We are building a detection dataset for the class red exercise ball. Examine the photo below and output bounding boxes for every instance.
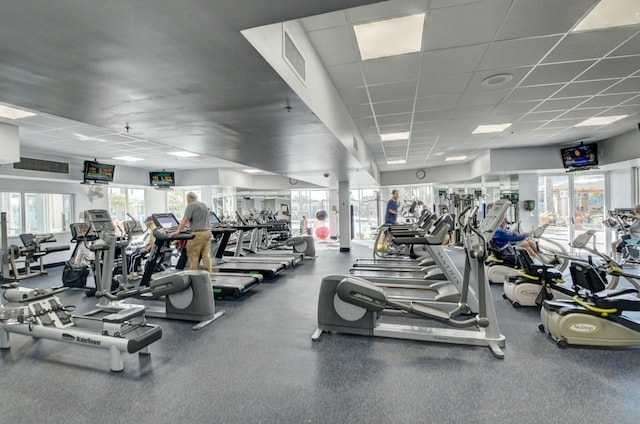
[315,226,329,239]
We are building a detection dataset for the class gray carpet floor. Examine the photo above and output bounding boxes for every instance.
[1,240,639,423]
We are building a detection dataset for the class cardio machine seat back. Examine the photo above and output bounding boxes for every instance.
[486,239,517,266]
[516,250,562,282]
[569,263,640,312]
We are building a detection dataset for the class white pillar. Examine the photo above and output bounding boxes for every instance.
[338,180,351,252]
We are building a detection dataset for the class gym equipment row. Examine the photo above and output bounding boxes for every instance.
[1,212,70,282]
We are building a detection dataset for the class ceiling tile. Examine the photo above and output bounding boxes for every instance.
[458,88,511,107]
[367,80,418,103]
[522,61,596,85]
[417,73,473,96]
[552,79,618,98]
[491,101,541,115]
[468,66,533,91]
[577,56,640,80]
[300,10,348,32]
[415,94,460,111]
[361,53,422,85]
[338,86,370,106]
[495,0,598,40]
[610,32,640,57]
[543,27,640,63]
[307,26,359,66]
[558,107,609,119]
[603,77,640,95]
[424,0,511,50]
[376,113,412,127]
[576,93,639,109]
[372,99,414,116]
[479,36,561,70]
[422,44,489,77]
[505,84,564,102]
[533,96,589,112]
[326,62,365,89]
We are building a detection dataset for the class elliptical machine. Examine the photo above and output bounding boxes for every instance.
[86,210,224,331]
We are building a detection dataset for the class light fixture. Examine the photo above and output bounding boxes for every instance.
[168,151,200,157]
[472,123,512,134]
[380,132,410,142]
[113,156,144,162]
[572,0,640,32]
[354,13,425,60]
[243,169,262,174]
[387,159,406,165]
[481,73,513,87]
[0,104,36,119]
[445,156,467,162]
[575,115,628,127]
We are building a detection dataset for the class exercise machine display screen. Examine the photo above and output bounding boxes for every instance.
[154,214,180,229]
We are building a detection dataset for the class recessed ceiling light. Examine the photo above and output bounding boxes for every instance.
[113,156,144,162]
[472,123,512,134]
[168,151,200,157]
[0,104,36,119]
[575,115,628,126]
[380,132,410,142]
[354,14,425,60]
[572,0,640,32]
[243,169,262,174]
[481,73,513,87]
[445,156,467,162]
[387,159,406,165]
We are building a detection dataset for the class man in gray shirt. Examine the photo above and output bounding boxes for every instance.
[169,192,213,273]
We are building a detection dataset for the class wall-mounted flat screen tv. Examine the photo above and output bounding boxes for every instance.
[561,143,598,170]
[149,171,175,187]
[83,160,115,183]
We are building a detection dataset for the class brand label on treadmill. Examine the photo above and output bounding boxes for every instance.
[520,289,539,297]
[568,323,598,333]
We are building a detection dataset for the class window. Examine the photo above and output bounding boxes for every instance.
[168,189,201,219]
[107,187,146,225]
[0,192,23,237]
[1,192,73,236]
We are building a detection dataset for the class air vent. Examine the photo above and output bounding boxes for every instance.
[13,157,69,174]
[284,31,306,83]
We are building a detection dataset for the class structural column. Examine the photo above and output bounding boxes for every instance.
[338,180,350,252]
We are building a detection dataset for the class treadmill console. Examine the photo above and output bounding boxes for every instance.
[153,213,180,230]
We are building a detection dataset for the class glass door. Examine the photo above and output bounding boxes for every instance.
[573,174,605,253]
[538,175,570,251]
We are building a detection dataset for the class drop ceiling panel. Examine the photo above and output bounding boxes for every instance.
[478,36,561,70]
[346,0,427,24]
[338,86,370,106]
[307,26,358,66]
[577,56,640,80]
[490,101,541,115]
[372,100,414,116]
[534,97,589,112]
[458,88,511,107]
[367,80,418,103]
[424,0,511,50]
[421,44,489,77]
[558,107,609,119]
[611,32,640,56]
[504,84,565,102]
[326,62,365,89]
[603,77,640,95]
[552,79,618,98]
[360,54,422,85]
[347,103,374,119]
[542,27,640,63]
[521,61,596,86]
[496,0,598,40]
[376,113,412,127]
[300,10,348,32]
[577,93,639,109]
[415,94,460,112]
[417,73,473,96]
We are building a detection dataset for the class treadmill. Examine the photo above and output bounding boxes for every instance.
[149,213,263,299]
[210,227,286,279]
[223,211,304,266]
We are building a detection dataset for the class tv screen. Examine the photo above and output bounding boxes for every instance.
[149,171,175,187]
[84,161,115,183]
[561,143,598,169]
